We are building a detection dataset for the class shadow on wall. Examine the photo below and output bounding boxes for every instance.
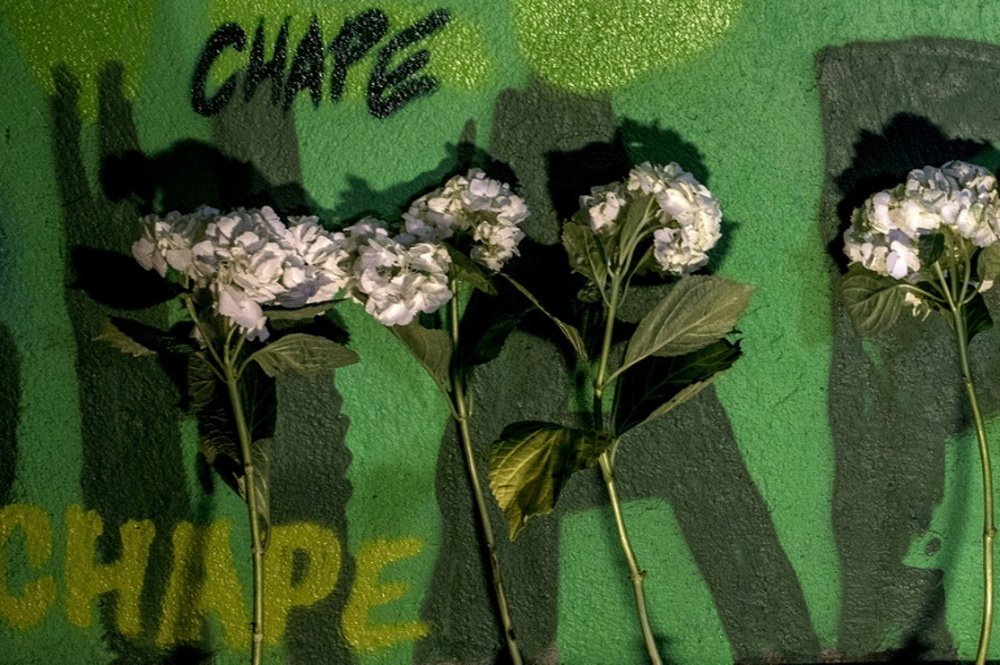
[51,61,205,665]
[0,322,19,506]
[52,60,357,664]
[412,77,820,665]
[817,38,1000,661]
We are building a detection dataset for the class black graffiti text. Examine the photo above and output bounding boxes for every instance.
[191,9,451,119]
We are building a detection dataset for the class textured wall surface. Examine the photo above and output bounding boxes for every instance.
[4,1,1000,663]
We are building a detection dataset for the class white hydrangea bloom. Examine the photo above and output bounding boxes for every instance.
[350,224,452,326]
[906,161,1000,246]
[190,207,309,340]
[132,206,217,281]
[624,162,722,275]
[285,216,352,305]
[404,168,528,272]
[403,180,465,241]
[580,183,626,234]
[843,161,1000,282]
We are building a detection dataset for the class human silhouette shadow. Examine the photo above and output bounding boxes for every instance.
[818,38,1000,661]
[51,61,203,664]
[57,61,357,663]
[331,119,518,226]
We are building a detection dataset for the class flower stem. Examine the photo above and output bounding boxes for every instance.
[222,335,265,665]
[950,303,995,665]
[448,284,523,665]
[593,276,662,665]
[598,451,661,664]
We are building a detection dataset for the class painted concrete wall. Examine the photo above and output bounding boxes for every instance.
[3,1,1000,663]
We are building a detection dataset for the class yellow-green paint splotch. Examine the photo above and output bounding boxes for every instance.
[512,0,742,92]
[0,0,156,118]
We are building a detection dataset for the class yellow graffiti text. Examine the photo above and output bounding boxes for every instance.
[342,536,429,651]
[157,520,248,650]
[0,504,56,629]
[1,504,428,654]
[65,505,156,635]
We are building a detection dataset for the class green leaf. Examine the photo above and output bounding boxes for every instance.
[918,233,945,268]
[93,318,155,357]
[189,355,242,484]
[188,356,277,522]
[613,339,741,436]
[977,243,1000,288]
[966,292,993,343]
[447,244,497,295]
[248,333,358,377]
[390,321,453,395]
[235,438,272,552]
[94,317,196,357]
[615,276,752,380]
[264,301,340,321]
[840,266,906,336]
[489,422,612,540]
[562,222,607,293]
[502,275,589,362]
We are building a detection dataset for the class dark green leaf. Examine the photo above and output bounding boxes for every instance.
[917,233,945,268]
[613,339,741,436]
[966,292,993,343]
[264,301,340,321]
[840,266,906,336]
[562,222,607,292]
[614,276,752,380]
[248,333,358,377]
[489,422,613,540]
[95,317,196,357]
[93,319,155,357]
[390,321,453,395]
[503,275,589,362]
[189,356,277,518]
[189,355,241,486]
[447,244,497,295]
[977,243,1000,289]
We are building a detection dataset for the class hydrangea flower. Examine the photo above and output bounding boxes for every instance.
[580,184,626,234]
[134,206,352,340]
[343,218,452,326]
[630,163,722,275]
[284,216,353,306]
[577,162,722,276]
[132,206,218,281]
[843,160,1000,284]
[404,168,529,272]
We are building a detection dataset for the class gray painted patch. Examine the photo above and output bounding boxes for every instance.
[817,38,1000,660]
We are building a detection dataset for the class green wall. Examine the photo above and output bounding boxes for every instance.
[3,1,1000,663]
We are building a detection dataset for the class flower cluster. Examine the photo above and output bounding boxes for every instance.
[404,168,529,272]
[340,219,453,326]
[844,160,1000,282]
[579,162,722,275]
[133,206,350,340]
[133,172,528,334]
